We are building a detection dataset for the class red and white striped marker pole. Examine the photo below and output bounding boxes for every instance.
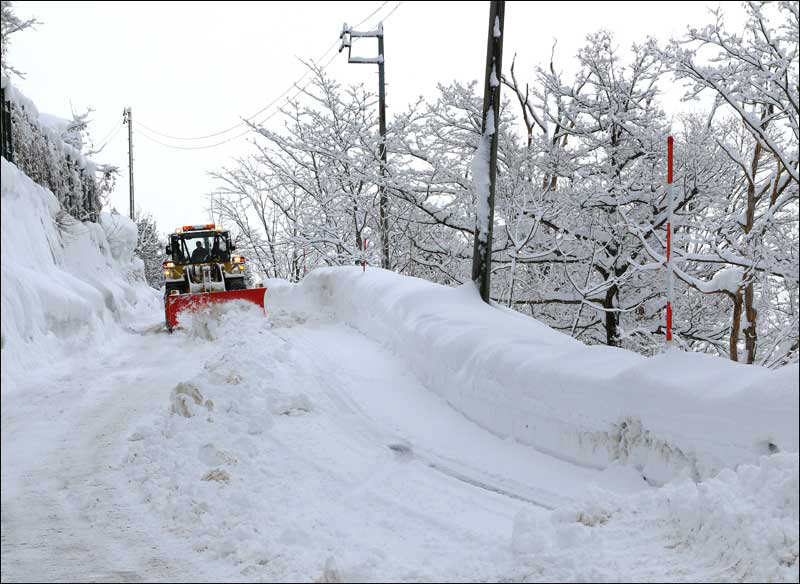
[666,135,674,345]
[362,239,367,272]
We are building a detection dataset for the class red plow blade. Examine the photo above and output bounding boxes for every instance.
[165,287,266,330]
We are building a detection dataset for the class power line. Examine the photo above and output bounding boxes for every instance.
[137,1,393,142]
[132,51,341,151]
[99,122,125,148]
[87,119,125,155]
[133,0,405,151]
[93,118,123,146]
[383,1,403,21]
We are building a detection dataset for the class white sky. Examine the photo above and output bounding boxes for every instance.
[9,1,746,231]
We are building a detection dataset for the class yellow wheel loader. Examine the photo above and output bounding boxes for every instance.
[162,224,265,331]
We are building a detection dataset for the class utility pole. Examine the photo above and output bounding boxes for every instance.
[123,106,134,219]
[340,22,389,269]
[471,1,505,303]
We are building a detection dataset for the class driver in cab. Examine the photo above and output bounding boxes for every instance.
[191,241,208,262]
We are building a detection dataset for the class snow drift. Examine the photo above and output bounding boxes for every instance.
[268,267,799,483]
[1,157,157,381]
[511,452,799,582]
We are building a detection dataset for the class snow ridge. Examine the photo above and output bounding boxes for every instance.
[269,267,799,484]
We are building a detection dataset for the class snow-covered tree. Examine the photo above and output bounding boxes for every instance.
[134,211,164,289]
[210,65,386,280]
[499,33,670,350]
[655,1,799,364]
[0,1,40,78]
[208,4,797,366]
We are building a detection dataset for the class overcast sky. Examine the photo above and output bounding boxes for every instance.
[9,1,746,232]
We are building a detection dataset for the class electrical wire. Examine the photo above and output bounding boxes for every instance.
[136,1,392,142]
[132,50,341,150]
[91,119,125,153]
[382,1,403,22]
[92,118,123,149]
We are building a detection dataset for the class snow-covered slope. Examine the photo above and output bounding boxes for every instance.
[268,267,799,484]
[1,157,158,381]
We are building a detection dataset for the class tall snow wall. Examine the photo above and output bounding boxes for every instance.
[1,157,157,380]
[268,267,799,483]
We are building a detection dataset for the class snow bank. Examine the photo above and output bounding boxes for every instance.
[511,453,799,582]
[268,267,799,483]
[1,158,158,382]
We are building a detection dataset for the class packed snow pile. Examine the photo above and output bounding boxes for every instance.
[124,303,329,579]
[177,300,268,342]
[268,267,799,484]
[1,158,158,381]
[511,452,799,582]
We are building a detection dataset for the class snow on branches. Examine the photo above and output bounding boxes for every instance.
[209,4,798,367]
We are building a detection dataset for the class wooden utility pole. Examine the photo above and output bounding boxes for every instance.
[123,106,135,219]
[340,22,390,269]
[471,1,505,303]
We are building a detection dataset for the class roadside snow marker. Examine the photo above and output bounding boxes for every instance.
[666,135,674,345]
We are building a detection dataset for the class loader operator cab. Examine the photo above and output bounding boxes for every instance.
[167,226,232,265]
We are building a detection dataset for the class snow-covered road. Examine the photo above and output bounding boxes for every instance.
[2,301,797,582]
[0,303,627,582]
[0,319,236,582]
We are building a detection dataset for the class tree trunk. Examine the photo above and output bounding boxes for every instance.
[744,282,758,364]
[729,291,743,362]
[604,286,619,347]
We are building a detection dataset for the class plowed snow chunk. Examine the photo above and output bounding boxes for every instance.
[179,300,265,341]
[201,468,230,482]
[170,382,204,418]
[198,443,237,467]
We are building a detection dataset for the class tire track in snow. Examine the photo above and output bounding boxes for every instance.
[1,321,239,583]
[274,317,604,511]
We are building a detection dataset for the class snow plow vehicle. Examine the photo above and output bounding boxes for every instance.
[162,224,265,331]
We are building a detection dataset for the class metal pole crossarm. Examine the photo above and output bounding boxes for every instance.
[349,24,384,38]
[347,56,385,64]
